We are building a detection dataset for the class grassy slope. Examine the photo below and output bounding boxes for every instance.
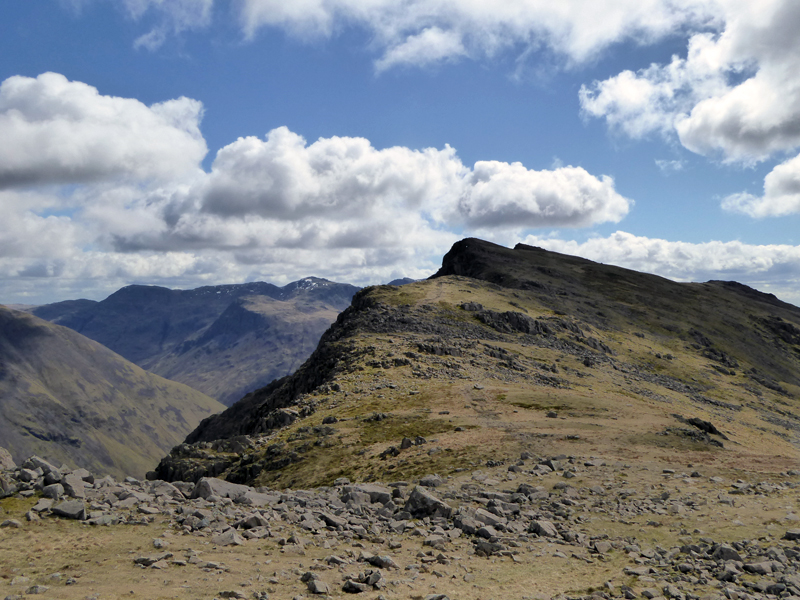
[167,240,800,489]
[0,306,224,478]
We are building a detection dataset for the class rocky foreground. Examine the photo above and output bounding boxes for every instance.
[3,448,800,600]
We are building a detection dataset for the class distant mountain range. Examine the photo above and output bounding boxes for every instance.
[0,305,224,478]
[31,278,360,406]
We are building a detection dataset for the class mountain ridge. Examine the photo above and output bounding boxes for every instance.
[153,238,800,488]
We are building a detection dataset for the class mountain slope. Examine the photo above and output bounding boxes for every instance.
[0,305,224,478]
[32,277,359,405]
[154,238,800,488]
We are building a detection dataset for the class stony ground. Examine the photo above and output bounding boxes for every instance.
[2,452,800,600]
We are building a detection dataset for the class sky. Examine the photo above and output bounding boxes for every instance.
[2,0,800,306]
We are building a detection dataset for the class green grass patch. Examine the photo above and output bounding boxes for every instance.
[357,414,453,446]
[511,401,568,410]
[632,432,721,452]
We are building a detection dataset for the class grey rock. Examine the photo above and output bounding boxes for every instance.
[71,468,94,483]
[51,500,86,520]
[318,511,348,529]
[712,544,743,562]
[236,490,278,507]
[743,562,772,575]
[419,474,444,488]
[212,529,245,546]
[342,580,369,593]
[405,486,452,518]
[0,473,18,496]
[150,480,183,500]
[1,519,22,528]
[61,473,86,498]
[529,519,559,538]
[192,477,251,500]
[24,585,49,594]
[17,468,38,482]
[23,456,58,475]
[307,579,329,594]
[134,553,173,567]
[31,498,53,512]
[0,446,15,470]
[594,540,613,554]
[346,483,392,504]
[42,483,63,500]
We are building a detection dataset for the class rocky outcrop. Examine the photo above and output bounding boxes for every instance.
[0,446,15,470]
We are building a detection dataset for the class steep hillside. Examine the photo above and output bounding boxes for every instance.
[153,294,343,406]
[154,238,800,489]
[0,305,224,478]
[32,277,359,405]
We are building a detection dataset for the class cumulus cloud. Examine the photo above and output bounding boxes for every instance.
[721,152,800,217]
[523,230,800,304]
[191,126,629,229]
[458,162,630,229]
[0,74,630,303]
[577,0,800,218]
[0,73,207,188]
[97,127,629,265]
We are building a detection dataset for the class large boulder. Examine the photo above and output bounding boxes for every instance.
[51,500,86,520]
[61,473,86,499]
[712,544,743,562]
[22,455,59,475]
[343,483,393,505]
[192,477,252,500]
[405,486,452,518]
[0,473,17,497]
[529,520,559,538]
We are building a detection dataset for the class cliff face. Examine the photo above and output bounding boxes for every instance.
[154,238,800,489]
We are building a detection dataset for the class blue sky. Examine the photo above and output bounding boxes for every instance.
[1,0,800,305]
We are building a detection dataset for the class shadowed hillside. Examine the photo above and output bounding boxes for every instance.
[0,305,224,478]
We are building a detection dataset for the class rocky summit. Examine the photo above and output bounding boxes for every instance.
[2,237,800,600]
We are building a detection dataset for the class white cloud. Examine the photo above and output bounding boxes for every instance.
[236,0,713,69]
[579,0,800,216]
[0,73,207,188]
[655,158,686,173]
[524,230,800,305]
[375,27,467,72]
[721,152,800,217]
[194,126,629,229]
[457,161,630,228]
[0,75,630,303]
[126,0,215,50]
